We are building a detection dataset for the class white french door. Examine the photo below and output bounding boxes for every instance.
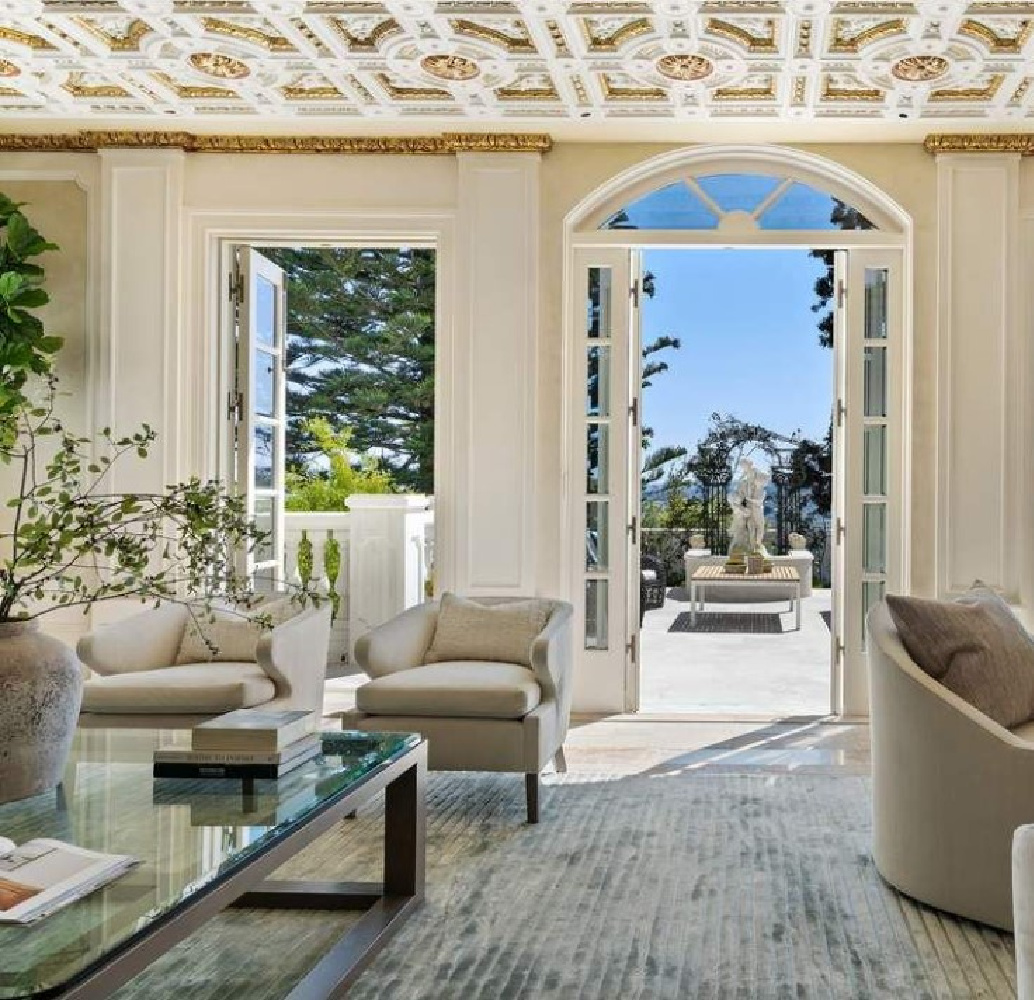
[230,247,288,590]
[570,244,904,717]
[571,248,640,711]
[835,247,904,716]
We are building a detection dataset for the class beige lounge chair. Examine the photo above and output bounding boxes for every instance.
[344,596,573,823]
[78,600,332,728]
[869,599,1034,930]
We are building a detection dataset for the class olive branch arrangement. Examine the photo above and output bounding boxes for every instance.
[0,380,285,638]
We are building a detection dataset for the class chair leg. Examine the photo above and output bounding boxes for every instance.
[553,746,568,774]
[525,773,540,824]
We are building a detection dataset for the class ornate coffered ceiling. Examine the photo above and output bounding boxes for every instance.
[4,2,1034,123]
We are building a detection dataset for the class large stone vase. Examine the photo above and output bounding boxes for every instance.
[0,620,83,805]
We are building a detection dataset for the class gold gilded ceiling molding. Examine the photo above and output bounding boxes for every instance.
[72,17,151,53]
[930,73,1004,101]
[0,27,55,50]
[450,19,536,54]
[329,18,401,51]
[958,18,1034,54]
[705,18,778,54]
[373,73,450,101]
[581,18,653,53]
[923,133,1034,154]
[830,18,907,55]
[201,18,294,53]
[0,131,553,155]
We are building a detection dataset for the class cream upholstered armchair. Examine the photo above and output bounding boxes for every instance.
[347,596,574,823]
[78,600,332,728]
[869,600,1034,930]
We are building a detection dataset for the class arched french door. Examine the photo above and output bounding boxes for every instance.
[564,146,911,718]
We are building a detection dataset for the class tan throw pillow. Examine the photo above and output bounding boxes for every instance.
[886,583,1034,729]
[424,594,552,667]
[175,597,297,665]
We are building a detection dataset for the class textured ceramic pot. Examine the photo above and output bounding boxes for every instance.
[0,620,83,805]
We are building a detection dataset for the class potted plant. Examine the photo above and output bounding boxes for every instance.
[0,197,264,804]
[0,382,263,803]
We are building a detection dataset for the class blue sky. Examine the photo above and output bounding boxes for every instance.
[640,248,833,457]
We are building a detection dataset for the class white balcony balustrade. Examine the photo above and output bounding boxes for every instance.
[284,495,434,674]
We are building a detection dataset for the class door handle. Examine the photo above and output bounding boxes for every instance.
[836,517,845,545]
[628,516,637,546]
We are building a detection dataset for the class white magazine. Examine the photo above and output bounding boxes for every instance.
[0,837,138,925]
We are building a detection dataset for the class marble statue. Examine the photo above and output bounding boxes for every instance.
[728,458,769,555]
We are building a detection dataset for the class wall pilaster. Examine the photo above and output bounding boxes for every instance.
[450,152,540,597]
[935,152,1023,601]
[97,149,184,493]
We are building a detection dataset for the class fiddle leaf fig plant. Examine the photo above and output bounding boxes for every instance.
[0,195,62,448]
[0,379,265,624]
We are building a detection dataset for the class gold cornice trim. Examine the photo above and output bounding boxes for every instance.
[0,130,553,155]
[924,133,1034,154]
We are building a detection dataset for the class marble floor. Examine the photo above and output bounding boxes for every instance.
[563,715,870,777]
[325,673,870,781]
[639,588,834,716]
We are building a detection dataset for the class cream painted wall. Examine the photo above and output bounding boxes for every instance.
[183,153,457,212]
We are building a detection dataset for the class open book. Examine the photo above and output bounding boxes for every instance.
[0,837,138,924]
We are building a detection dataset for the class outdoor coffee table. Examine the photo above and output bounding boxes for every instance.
[689,564,802,631]
[0,728,426,1000]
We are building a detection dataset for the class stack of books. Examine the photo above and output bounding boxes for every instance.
[153,709,321,780]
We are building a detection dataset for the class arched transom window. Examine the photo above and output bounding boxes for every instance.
[602,172,878,234]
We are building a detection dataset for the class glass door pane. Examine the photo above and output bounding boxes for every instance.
[573,248,635,710]
[234,247,287,589]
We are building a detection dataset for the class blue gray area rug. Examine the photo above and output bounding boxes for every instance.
[114,770,1015,1000]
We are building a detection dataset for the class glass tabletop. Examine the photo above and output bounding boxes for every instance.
[0,728,420,999]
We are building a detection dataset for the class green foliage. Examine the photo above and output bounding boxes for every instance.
[0,380,268,624]
[285,416,396,512]
[296,530,314,587]
[260,247,435,493]
[0,195,61,448]
[809,200,875,348]
[323,532,341,620]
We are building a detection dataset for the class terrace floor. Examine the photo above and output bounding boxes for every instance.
[639,587,832,717]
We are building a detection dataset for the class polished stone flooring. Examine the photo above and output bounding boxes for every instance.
[564,715,869,777]
[639,588,834,716]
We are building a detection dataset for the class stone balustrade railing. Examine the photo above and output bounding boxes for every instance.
[285,495,434,674]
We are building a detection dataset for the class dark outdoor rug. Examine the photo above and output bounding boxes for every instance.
[112,771,1015,1000]
[669,611,784,634]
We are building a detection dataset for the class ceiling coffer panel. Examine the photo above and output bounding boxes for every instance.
[3,2,1034,120]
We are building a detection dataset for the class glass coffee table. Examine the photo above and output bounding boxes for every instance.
[0,728,426,1000]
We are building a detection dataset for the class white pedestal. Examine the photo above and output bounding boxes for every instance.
[346,494,433,660]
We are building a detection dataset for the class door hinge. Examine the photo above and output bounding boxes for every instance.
[836,640,845,663]
[630,280,640,308]
[626,633,637,664]
[837,278,847,309]
[836,398,846,428]
[836,517,845,546]
[628,515,638,546]
[630,397,639,428]
[227,390,243,422]
[228,261,243,307]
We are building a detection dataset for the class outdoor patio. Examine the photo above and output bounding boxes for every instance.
[639,588,832,717]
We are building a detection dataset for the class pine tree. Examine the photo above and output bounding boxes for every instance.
[260,246,435,494]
